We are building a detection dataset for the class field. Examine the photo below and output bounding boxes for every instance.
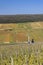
[0,22,43,43]
[0,22,43,65]
[0,43,43,65]
[0,14,43,65]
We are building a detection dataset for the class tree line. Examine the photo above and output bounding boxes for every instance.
[0,14,43,23]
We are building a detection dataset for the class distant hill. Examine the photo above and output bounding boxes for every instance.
[0,14,43,23]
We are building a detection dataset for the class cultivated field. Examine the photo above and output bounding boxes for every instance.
[0,22,43,43]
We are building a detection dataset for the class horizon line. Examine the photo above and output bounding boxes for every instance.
[0,13,43,16]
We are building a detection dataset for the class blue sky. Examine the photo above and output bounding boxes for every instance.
[0,0,43,15]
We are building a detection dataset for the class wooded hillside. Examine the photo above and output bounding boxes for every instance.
[0,14,43,23]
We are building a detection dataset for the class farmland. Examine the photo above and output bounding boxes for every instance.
[0,42,43,65]
[0,22,43,43]
[0,21,43,65]
[0,13,43,65]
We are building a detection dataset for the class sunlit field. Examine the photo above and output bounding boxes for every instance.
[0,43,43,65]
[0,22,43,43]
[0,22,43,65]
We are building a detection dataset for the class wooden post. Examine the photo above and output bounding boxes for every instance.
[28,36,29,42]
[28,36,30,43]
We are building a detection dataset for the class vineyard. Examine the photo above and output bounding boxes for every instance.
[0,42,43,65]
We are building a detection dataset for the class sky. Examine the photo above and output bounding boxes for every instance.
[0,0,43,15]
